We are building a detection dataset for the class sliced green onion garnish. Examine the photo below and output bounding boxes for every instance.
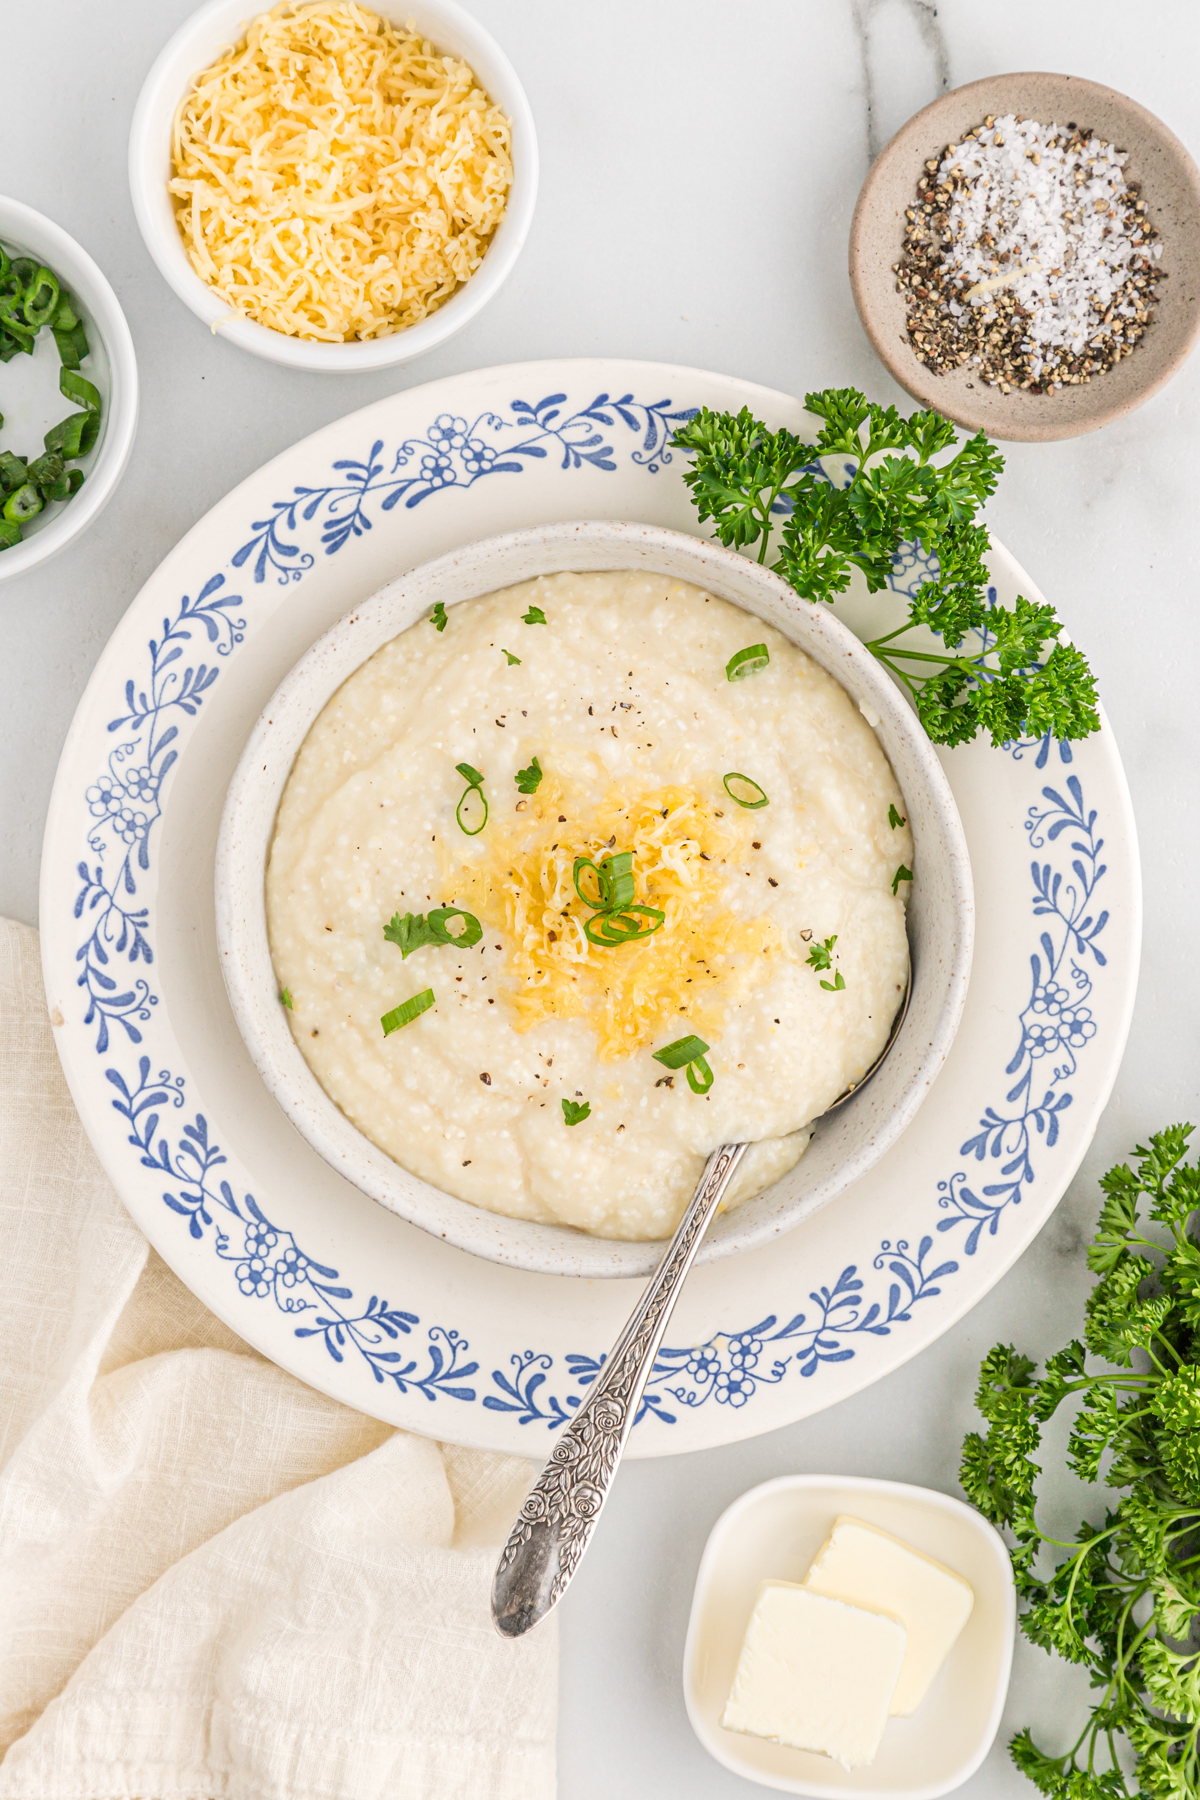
[428,906,483,947]
[652,1034,710,1071]
[0,519,22,551]
[60,367,101,414]
[573,856,603,908]
[454,763,488,835]
[685,1056,714,1094]
[3,483,43,524]
[456,786,488,835]
[723,772,769,809]
[583,906,665,946]
[0,452,28,492]
[726,643,770,681]
[21,266,60,330]
[600,851,635,911]
[381,988,435,1036]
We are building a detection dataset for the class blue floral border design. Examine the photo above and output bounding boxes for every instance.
[74,386,1109,1427]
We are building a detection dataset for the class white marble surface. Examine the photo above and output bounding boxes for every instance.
[3,2,1199,1794]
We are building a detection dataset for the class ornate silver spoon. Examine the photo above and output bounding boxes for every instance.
[490,987,910,1639]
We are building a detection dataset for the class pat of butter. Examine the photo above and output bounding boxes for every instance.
[803,1516,974,1716]
[721,1581,906,1769]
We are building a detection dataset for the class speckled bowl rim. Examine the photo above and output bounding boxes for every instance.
[214,520,974,1280]
[849,71,1200,441]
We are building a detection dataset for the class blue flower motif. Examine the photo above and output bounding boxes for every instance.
[245,1220,278,1258]
[462,436,498,476]
[714,1368,755,1407]
[728,1330,764,1369]
[236,1255,272,1298]
[1030,980,1071,1018]
[112,806,151,846]
[427,413,468,449]
[123,764,159,803]
[685,1346,721,1381]
[86,775,123,819]
[277,1244,310,1288]
[418,451,455,488]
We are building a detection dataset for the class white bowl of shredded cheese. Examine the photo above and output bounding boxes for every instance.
[215,521,974,1280]
[129,0,537,371]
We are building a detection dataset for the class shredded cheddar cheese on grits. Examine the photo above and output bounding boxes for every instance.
[447,772,780,1061]
[168,2,512,342]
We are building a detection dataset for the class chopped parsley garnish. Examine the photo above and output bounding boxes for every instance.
[515,756,543,794]
[960,1123,1200,1800]
[807,936,845,990]
[725,643,770,681]
[891,864,913,895]
[723,772,769,809]
[652,1034,714,1094]
[522,605,547,625]
[279,987,294,1009]
[381,988,435,1036]
[454,762,488,836]
[671,390,1100,750]
[501,648,521,665]
[888,803,907,830]
[429,601,448,632]
[561,1098,591,1126]
[383,907,482,958]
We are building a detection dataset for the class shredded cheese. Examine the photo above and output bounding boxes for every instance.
[169,1,512,342]
[446,773,780,1062]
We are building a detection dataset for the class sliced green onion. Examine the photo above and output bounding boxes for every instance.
[21,266,60,330]
[0,333,26,363]
[455,760,488,835]
[0,519,22,551]
[685,1056,714,1094]
[428,906,483,947]
[3,483,43,524]
[653,1034,710,1071]
[573,856,604,908]
[9,258,37,289]
[583,905,665,946]
[381,988,435,1036]
[0,246,9,284]
[60,367,101,415]
[44,413,88,457]
[27,451,64,495]
[0,452,28,492]
[54,322,89,370]
[50,292,79,332]
[723,772,769,809]
[726,643,770,681]
[600,851,635,911]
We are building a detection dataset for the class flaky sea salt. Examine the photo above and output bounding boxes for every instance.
[896,113,1162,393]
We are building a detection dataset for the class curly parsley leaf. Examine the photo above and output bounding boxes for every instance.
[515,756,543,795]
[671,389,1097,752]
[962,1124,1200,1800]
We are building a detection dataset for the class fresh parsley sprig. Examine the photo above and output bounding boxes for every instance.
[670,389,1099,751]
[961,1125,1200,1800]
[383,907,482,958]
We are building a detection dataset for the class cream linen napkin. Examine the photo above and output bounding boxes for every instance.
[0,917,557,1799]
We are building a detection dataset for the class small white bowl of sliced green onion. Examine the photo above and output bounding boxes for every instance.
[0,196,138,582]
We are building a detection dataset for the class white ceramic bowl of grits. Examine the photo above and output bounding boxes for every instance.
[215,521,974,1279]
[128,0,538,372]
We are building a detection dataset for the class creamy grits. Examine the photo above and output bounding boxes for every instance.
[266,571,912,1240]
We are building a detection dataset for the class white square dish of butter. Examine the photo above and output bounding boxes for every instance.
[683,1474,1015,1798]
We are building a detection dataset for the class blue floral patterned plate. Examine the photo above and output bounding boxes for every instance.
[39,360,1141,1455]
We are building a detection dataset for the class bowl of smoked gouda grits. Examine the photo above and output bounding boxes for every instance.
[215,521,974,1280]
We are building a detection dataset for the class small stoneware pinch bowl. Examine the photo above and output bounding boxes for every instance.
[849,72,1200,441]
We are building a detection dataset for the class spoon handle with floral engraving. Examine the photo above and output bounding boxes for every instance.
[491,1142,748,1638]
